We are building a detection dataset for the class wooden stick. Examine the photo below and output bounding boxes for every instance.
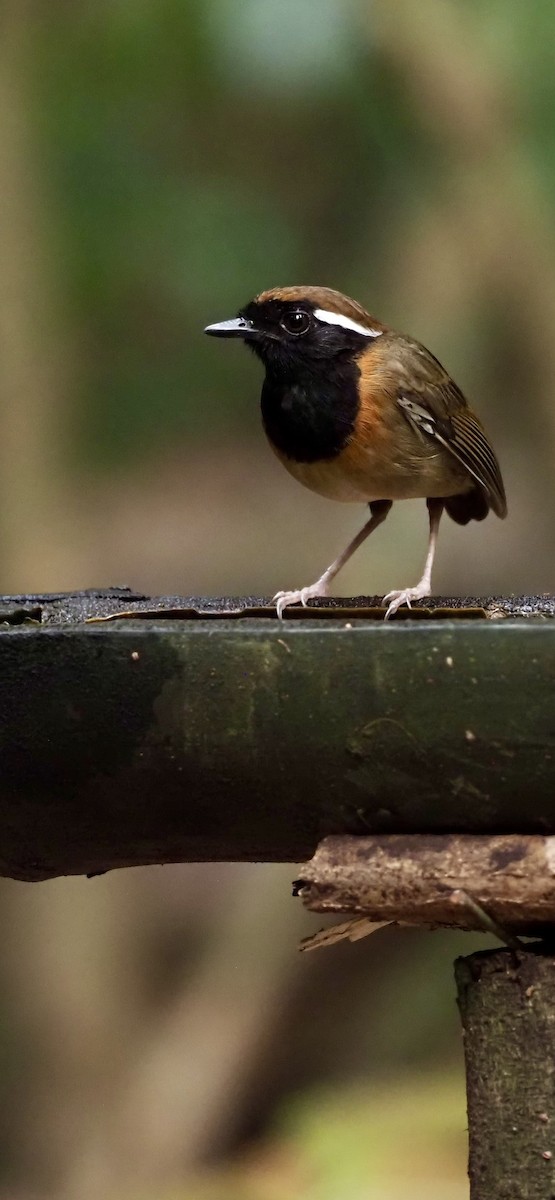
[296,834,555,937]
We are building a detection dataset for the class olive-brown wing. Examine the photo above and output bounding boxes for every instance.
[395,343,507,518]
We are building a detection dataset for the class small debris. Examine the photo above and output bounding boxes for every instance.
[526,985,535,998]
[465,729,476,742]
[542,1150,552,1161]
[277,638,291,653]
[131,650,140,661]
[299,916,391,952]
[446,655,454,667]
[539,1113,550,1123]
[344,622,353,629]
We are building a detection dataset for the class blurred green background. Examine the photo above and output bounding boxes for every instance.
[0,0,552,1196]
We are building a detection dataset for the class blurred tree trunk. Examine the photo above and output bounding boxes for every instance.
[1,871,141,1200]
[106,865,310,1191]
[1,864,315,1200]
[456,948,555,1198]
[0,2,81,590]
[370,0,555,465]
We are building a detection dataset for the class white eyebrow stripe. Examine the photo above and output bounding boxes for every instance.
[314,308,383,338]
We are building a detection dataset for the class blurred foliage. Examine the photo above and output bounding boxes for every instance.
[27,0,551,466]
[5,0,555,596]
[157,1074,467,1200]
[1,1,555,1197]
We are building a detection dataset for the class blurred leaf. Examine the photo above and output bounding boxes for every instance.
[205,0,357,93]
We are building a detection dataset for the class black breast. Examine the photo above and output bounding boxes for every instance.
[260,361,360,463]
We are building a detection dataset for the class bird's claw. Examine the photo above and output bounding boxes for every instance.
[273,583,329,619]
[383,585,431,620]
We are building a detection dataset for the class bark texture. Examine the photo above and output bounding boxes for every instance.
[297,834,555,936]
[456,948,555,1200]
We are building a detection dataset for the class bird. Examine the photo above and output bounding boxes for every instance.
[204,285,506,619]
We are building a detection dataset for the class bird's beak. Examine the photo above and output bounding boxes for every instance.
[204,316,259,340]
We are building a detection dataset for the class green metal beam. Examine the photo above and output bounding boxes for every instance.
[0,590,554,880]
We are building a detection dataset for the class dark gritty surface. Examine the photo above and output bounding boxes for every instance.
[1,591,555,879]
[0,587,555,624]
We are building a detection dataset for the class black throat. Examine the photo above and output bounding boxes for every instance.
[260,357,361,463]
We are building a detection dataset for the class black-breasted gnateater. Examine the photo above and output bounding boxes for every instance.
[205,286,506,618]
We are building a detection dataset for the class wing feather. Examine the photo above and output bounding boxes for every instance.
[448,409,507,517]
[397,359,507,519]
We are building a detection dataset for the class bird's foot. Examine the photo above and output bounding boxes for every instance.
[383,581,431,620]
[273,580,329,619]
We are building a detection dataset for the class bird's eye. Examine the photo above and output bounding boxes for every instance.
[280,309,310,336]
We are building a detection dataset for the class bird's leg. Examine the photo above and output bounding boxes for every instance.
[274,500,392,619]
[383,498,444,619]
